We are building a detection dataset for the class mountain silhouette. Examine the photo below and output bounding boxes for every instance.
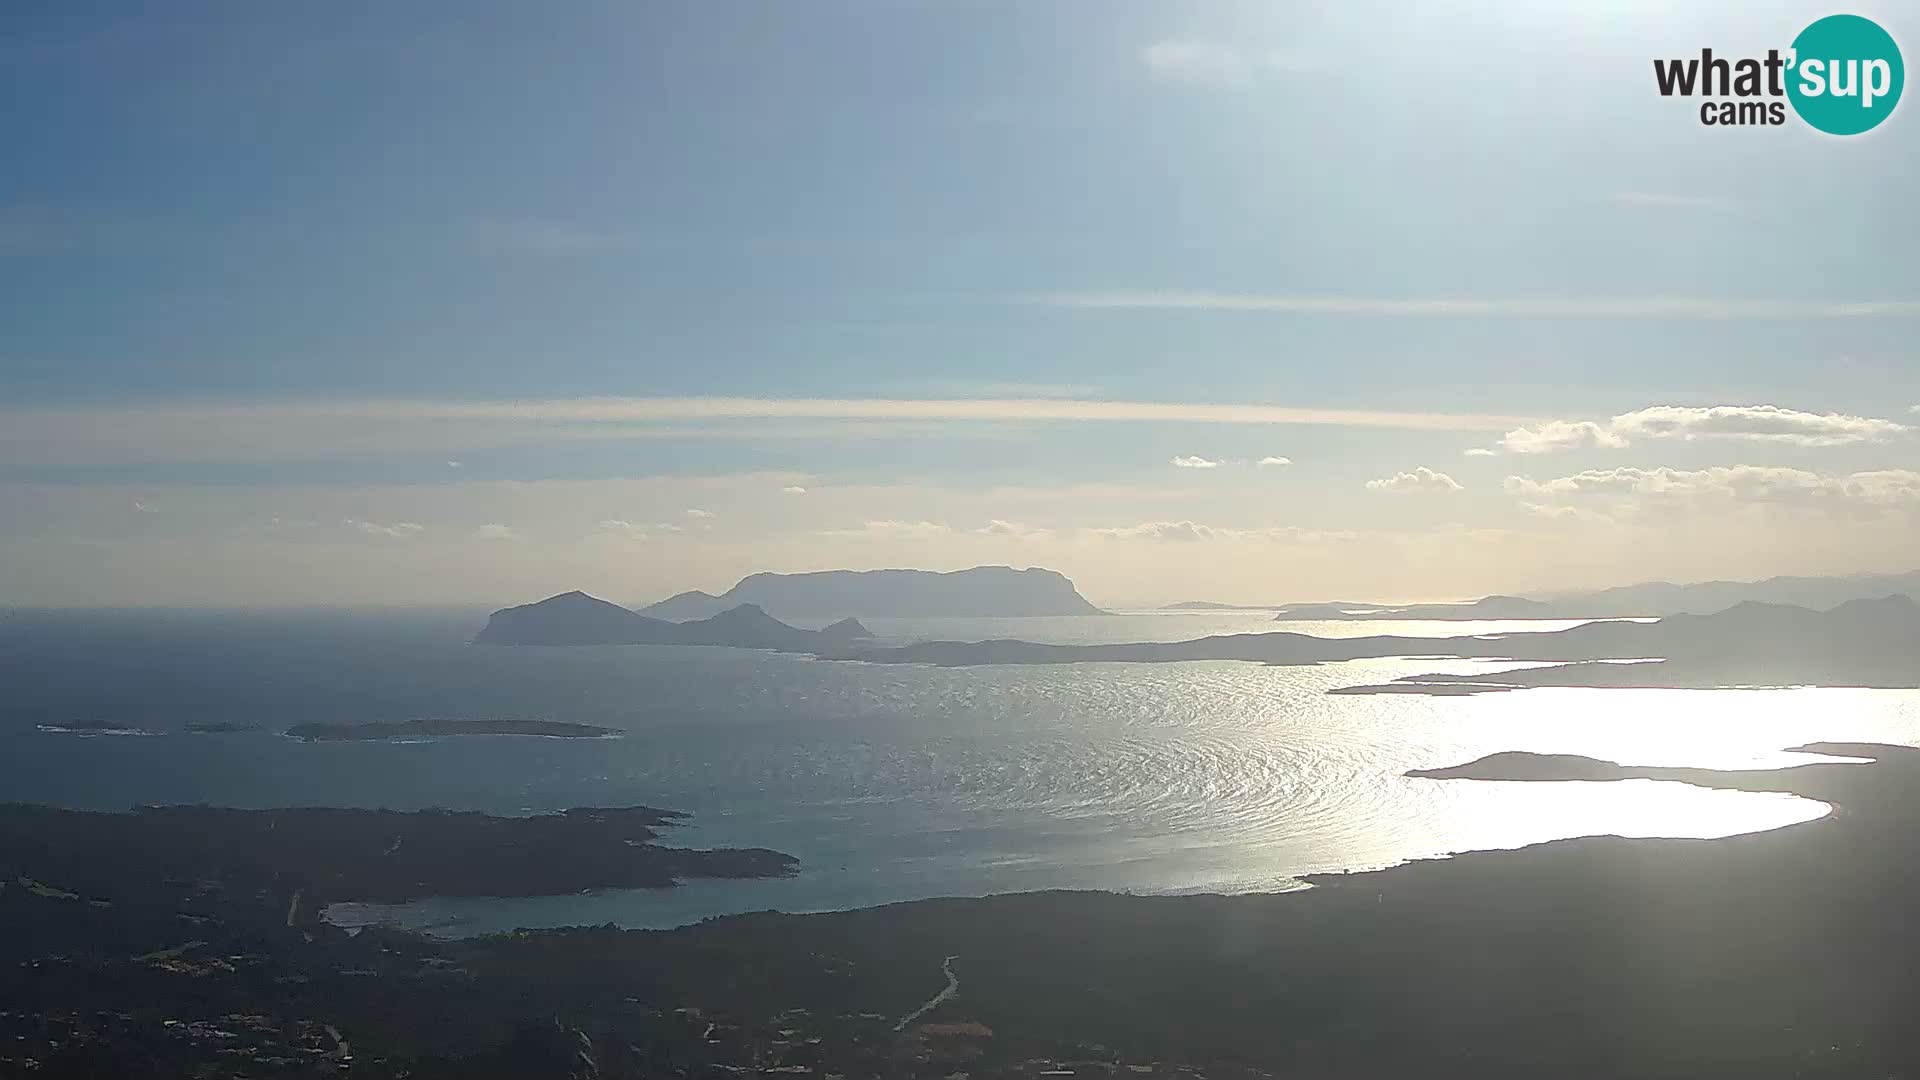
[637,565,1103,620]
[475,592,870,651]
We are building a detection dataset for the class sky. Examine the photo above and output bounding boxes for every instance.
[3,0,1919,607]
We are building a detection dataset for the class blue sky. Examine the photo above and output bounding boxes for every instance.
[3,1,1918,605]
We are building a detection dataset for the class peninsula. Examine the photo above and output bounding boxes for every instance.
[823,595,1920,692]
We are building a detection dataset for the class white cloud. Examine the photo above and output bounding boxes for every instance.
[1365,467,1464,494]
[1095,519,1220,542]
[1171,455,1222,469]
[1033,290,1920,320]
[1610,404,1909,447]
[1090,521,1353,544]
[1497,420,1631,454]
[1257,456,1292,466]
[446,460,463,469]
[1505,466,1920,507]
[349,519,424,539]
[974,519,1051,540]
[1140,39,1317,87]
[824,520,951,540]
[780,485,808,496]
[1463,448,1497,457]
[685,508,715,519]
[132,500,158,513]
[1483,404,1909,455]
[472,523,515,541]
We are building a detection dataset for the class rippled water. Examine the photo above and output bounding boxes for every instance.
[2,610,1914,934]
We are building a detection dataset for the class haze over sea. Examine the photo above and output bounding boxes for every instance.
[5,609,1917,935]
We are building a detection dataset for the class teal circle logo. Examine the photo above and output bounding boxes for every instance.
[1786,14,1904,135]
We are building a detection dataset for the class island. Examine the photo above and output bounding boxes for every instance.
[639,565,1105,621]
[183,720,256,733]
[1274,594,1556,620]
[35,719,157,736]
[1161,600,1282,611]
[474,590,873,650]
[285,718,620,741]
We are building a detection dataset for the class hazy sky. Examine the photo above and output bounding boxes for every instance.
[3,1,1918,607]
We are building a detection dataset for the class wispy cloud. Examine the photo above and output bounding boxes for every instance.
[1171,455,1222,469]
[685,508,715,519]
[0,396,1538,467]
[1365,467,1464,494]
[1140,39,1317,87]
[471,523,515,541]
[1506,466,1920,507]
[1032,291,1920,320]
[1257,456,1292,467]
[780,485,808,496]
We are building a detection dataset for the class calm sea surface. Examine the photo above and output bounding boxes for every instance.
[3,609,1915,934]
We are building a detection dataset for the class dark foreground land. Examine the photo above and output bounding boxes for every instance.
[5,745,1920,1078]
[0,803,794,914]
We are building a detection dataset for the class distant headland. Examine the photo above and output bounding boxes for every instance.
[1160,567,1920,621]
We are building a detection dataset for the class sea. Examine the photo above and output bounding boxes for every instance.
[4,607,1918,936]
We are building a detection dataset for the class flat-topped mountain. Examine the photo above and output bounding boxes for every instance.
[639,565,1103,621]
[475,591,872,651]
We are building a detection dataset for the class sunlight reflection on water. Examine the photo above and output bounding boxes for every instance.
[4,611,1911,934]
